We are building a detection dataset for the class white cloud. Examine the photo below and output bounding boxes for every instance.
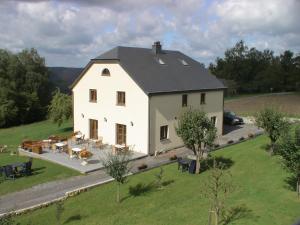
[0,0,299,67]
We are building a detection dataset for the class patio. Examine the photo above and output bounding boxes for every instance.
[18,140,146,174]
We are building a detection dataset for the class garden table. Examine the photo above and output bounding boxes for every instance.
[71,147,82,158]
[55,142,67,152]
[178,158,191,172]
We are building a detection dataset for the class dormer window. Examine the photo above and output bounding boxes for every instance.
[158,58,165,65]
[179,59,188,66]
[102,68,110,76]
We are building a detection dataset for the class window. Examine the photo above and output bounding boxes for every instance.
[200,93,206,105]
[211,116,217,126]
[182,94,188,107]
[117,91,126,106]
[102,68,110,76]
[89,89,97,102]
[160,125,168,141]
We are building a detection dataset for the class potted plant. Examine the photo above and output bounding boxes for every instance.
[79,150,93,166]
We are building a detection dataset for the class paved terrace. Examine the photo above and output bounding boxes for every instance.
[19,141,146,173]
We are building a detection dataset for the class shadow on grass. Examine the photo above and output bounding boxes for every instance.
[64,214,83,224]
[162,179,174,186]
[30,166,46,176]
[222,205,255,225]
[60,126,73,133]
[201,156,234,172]
[284,175,298,191]
[126,179,175,199]
[128,182,156,197]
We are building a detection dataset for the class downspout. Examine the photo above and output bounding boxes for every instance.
[72,90,74,132]
[148,94,151,155]
[222,90,224,135]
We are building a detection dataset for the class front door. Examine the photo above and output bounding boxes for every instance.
[116,124,126,145]
[89,119,98,139]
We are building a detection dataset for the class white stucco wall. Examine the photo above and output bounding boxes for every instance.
[149,90,224,155]
[72,62,149,154]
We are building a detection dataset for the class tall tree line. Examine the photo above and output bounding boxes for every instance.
[0,48,52,127]
[209,41,300,93]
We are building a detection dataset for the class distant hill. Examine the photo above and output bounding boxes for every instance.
[48,67,83,93]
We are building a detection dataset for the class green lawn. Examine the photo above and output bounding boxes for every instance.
[0,120,79,196]
[16,135,300,225]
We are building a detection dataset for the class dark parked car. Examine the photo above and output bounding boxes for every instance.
[224,111,244,125]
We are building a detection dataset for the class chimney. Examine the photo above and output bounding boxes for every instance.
[152,41,162,54]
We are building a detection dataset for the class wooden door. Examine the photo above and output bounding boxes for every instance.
[89,119,98,139]
[116,124,126,145]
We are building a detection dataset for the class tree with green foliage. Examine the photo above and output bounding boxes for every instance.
[255,108,289,154]
[101,151,131,203]
[277,128,300,196]
[0,48,52,127]
[48,89,72,126]
[176,109,217,173]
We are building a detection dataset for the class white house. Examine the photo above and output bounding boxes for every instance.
[71,42,226,155]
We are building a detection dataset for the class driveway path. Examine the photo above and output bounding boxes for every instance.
[0,148,189,216]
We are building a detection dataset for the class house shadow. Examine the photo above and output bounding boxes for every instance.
[221,205,255,225]
[223,125,243,135]
[201,156,234,172]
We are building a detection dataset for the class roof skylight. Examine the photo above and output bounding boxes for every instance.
[158,58,165,65]
[180,59,189,66]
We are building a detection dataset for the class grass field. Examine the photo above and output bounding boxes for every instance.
[225,92,300,117]
[16,135,300,225]
[0,120,79,196]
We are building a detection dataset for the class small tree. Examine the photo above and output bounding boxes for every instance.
[155,166,164,189]
[202,159,233,225]
[255,108,289,154]
[101,152,131,203]
[48,89,72,126]
[176,109,217,173]
[277,132,300,196]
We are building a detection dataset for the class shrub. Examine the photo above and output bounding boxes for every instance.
[138,163,148,170]
[239,137,245,141]
[248,133,254,138]
[169,155,177,161]
[227,140,234,144]
[214,144,220,148]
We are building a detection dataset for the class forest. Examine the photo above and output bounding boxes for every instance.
[209,41,300,93]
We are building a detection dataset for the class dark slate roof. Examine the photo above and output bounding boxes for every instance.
[92,46,226,94]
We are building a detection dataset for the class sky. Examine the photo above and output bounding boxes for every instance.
[0,0,299,67]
